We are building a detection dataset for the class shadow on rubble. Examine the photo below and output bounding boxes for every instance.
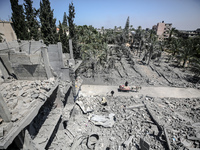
[184,74,200,84]
[63,87,72,106]
[27,87,58,139]
[46,118,62,149]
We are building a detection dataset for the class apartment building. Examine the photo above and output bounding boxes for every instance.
[156,21,172,40]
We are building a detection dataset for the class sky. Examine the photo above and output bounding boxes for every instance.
[0,0,200,30]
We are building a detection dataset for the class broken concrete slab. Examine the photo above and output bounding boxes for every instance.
[88,113,115,128]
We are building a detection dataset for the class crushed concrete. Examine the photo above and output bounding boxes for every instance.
[48,94,200,150]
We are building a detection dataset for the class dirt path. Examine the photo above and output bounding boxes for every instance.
[80,85,200,98]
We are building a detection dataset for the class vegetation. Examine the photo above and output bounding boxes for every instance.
[24,0,40,40]
[10,0,29,40]
[67,2,80,58]
[39,0,57,45]
[58,21,68,53]
[62,12,68,27]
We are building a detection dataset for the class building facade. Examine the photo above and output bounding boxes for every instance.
[156,21,172,40]
[0,20,17,42]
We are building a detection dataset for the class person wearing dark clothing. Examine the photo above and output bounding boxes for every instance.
[111,90,114,96]
[125,81,128,86]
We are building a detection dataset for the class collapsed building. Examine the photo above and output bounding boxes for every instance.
[0,40,82,149]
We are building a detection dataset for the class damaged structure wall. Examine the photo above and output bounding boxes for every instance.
[0,41,72,80]
[0,39,82,149]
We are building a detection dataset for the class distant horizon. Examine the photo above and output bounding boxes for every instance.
[0,0,200,31]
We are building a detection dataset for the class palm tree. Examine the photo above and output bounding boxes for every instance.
[176,38,195,67]
[167,38,182,63]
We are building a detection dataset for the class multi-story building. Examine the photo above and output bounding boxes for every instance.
[155,21,172,40]
[0,20,17,42]
[179,30,198,38]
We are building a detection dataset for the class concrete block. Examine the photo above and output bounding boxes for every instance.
[41,47,53,79]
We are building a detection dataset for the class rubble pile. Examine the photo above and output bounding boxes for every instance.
[147,98,200,149]
[49,95,200,150]
[0,79,55,123]
[50,96,165,149]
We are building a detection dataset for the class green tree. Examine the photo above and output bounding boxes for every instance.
[177,38,198,67]
[62,12,68,27]
[58,21,68,53]
[123,16,130,43]
[39,0,57,45]
[67,2,80,58]
[10,0,29,40]
[24,0,39,40]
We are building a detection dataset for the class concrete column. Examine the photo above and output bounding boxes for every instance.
[57,42,65,68]
[0,93,11,122]
[68,39,76,100]
[41,46,53,79]
[69,39,74,59]
[69,68,76,99]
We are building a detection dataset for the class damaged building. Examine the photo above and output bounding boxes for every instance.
[0,39,82,149]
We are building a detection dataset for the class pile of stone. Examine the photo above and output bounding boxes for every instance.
[50,95,165,149]
[0,78,55,123]
[49,94,200,150]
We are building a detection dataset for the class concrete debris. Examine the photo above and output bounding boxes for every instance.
[88,113,115,128]
[76,100,93,114]
[49,94,200,150]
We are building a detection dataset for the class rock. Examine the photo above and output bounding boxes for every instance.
[38,93,46,101]
[21,92,28,97]
[181,138,192,148]
[7,98,18,109]
[31,93,39,99]
[88,113,115,128]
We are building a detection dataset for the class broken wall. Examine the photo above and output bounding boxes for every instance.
[0,41,19,51]
[0,51,48,80]
[19,40,45,54]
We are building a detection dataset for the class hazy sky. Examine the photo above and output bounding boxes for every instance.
[0,0,200,30]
